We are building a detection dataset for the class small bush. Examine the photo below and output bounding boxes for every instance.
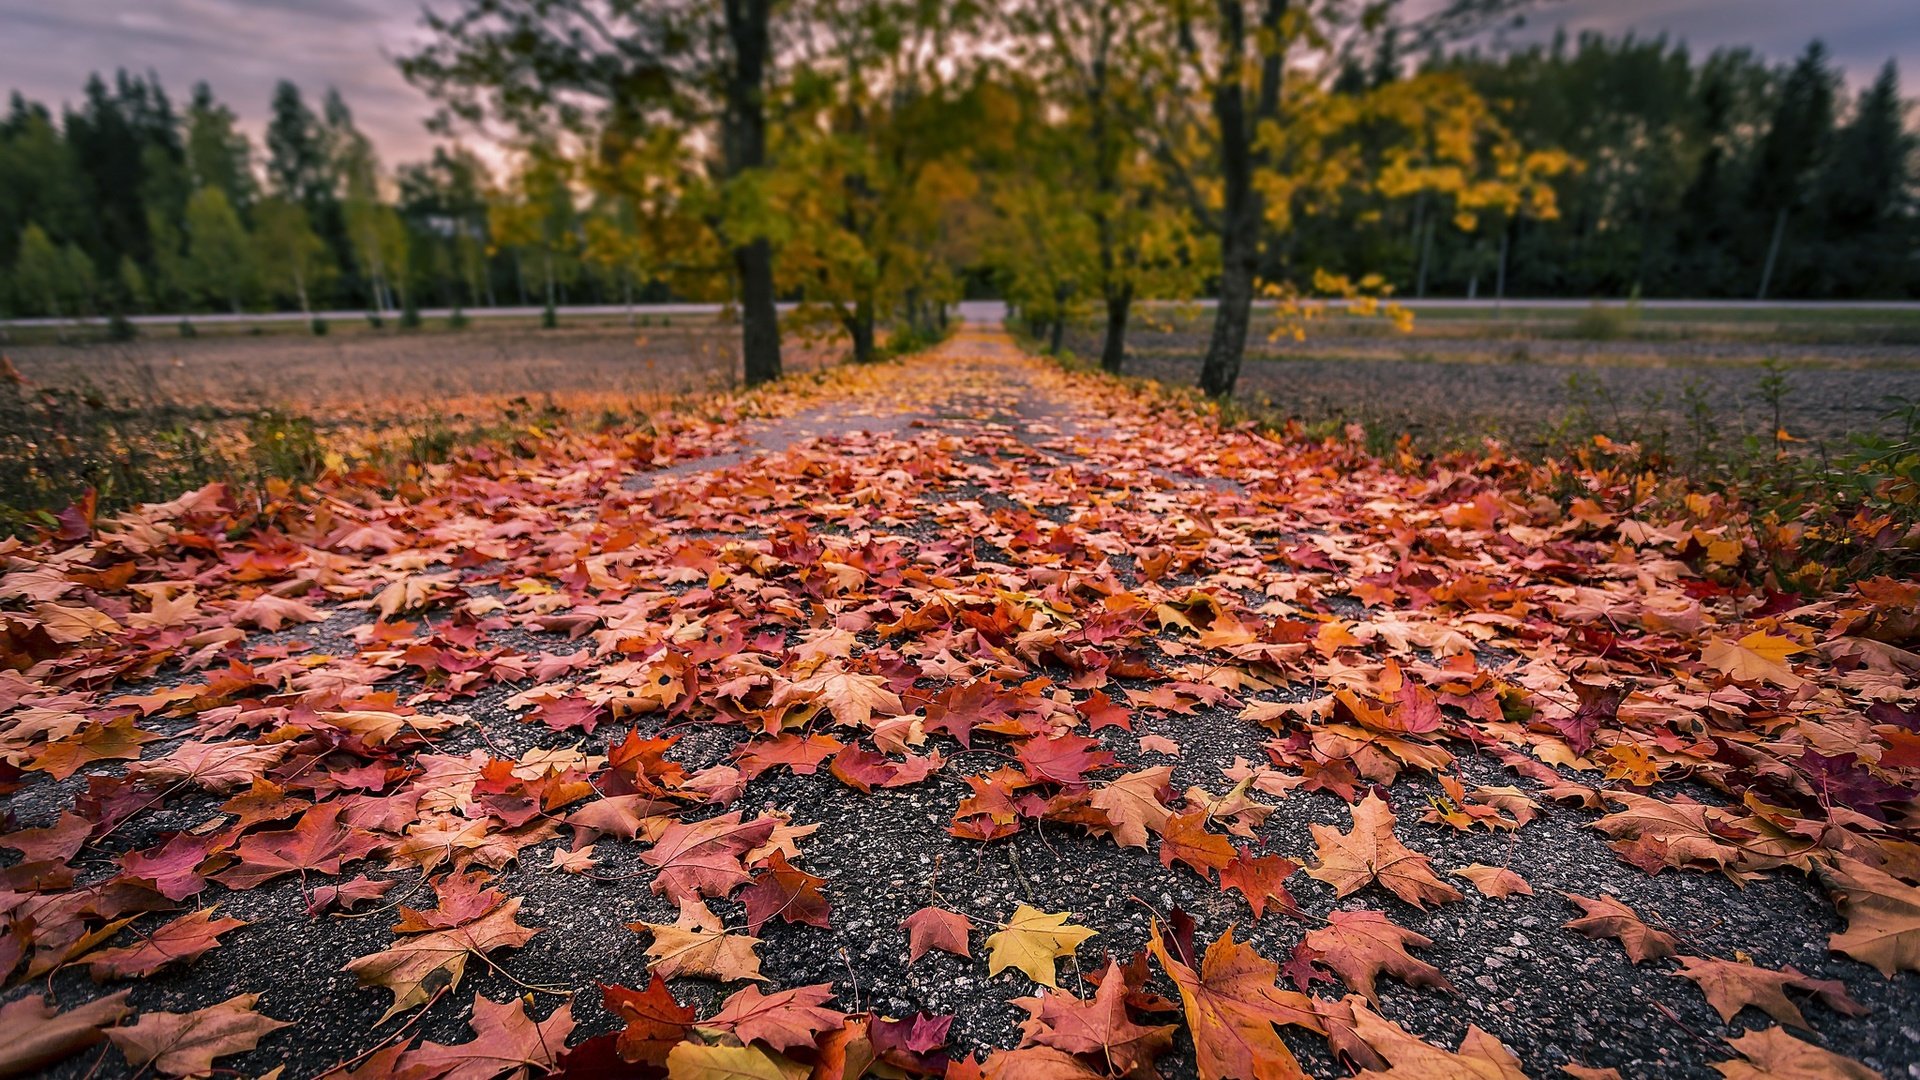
[399,294,421,329]
[107,312,138,342]
[177,318,197,338]
[541,303,559,330]
[1570,301,1640,341]
[366,311,385,330]
[448,306,469,330]
[246,409,325,486]
[310,316,329,336]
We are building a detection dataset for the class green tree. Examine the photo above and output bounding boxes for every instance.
[12,222,66,316]
[117,254,149,312]
[185,82,257,211]
[1751,41,1837,299]
[184,186,253,312]
[1004,0,1199,372]
[251,197,329,315]
[489,145,577,314]
[1813,62,1915,297]
[774,0,984,364]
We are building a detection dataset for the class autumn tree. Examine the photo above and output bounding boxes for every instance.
[402,0,788,384]
[775,0,984,363]
[1128,0,1537,397]
[1002,0,1201,372]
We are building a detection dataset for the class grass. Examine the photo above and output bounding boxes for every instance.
[1036,316,1920,592]
[0,317,879,538]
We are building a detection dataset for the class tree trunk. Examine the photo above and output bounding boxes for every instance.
[725,0,782,385]
[1415,212,1435,298]
[848,297,876,364]
[1201,232,1256,399]
[1757,206,1788,301]
[1197,0,1286,400]
[1049,316,1066,355]
[1099,284,1133,373]
[1495,219,1510,312]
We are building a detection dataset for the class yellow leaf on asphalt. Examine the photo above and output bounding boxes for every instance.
[984,904,1096,988]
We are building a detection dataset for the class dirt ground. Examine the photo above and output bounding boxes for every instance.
[2,326,1916,1079]
[4,322,843,425]
[1071,317,1920,450]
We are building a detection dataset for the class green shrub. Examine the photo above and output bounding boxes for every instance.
[448,305,469,330]
[246,409,325,486]
[106,312,138,342]
[1569,301,1641,341]
[310,316,329,336]
[177,318,197,338]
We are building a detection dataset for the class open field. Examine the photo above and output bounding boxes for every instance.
[3,319,841,420]
[1070,306,1920,450]
[0,321,846,533]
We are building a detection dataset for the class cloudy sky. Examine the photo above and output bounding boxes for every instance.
[1,0,1913,167]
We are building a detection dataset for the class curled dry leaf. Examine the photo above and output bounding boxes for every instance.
[1563,893,1679,964]
[1306,793,1463,909]
[106,993,290,1078]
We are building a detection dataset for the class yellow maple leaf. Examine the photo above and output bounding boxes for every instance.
[983,904,1096,988]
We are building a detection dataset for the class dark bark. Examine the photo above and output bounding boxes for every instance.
[1202,233,1256,398]
[724,0,781,385]
[1197,0,1287,400]
[1049,317,1066,355]
[1099,284,1133,373]
[848,295,876,364]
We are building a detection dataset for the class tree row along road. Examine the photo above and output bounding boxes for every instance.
[6,297,1919,331]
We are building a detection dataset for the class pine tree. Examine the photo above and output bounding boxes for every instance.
[1751,42,1838,299]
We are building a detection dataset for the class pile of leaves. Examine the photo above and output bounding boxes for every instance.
[0,331,1915,1079]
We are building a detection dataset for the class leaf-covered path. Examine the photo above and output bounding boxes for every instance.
[2,325,1917,1079]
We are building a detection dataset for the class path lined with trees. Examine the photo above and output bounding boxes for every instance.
[1,4,1915,404]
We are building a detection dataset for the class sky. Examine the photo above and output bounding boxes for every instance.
[0,0,1914,169]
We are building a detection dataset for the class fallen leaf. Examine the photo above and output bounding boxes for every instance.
[106,993,290,1077]
[902,906,973,965]
[343,897,542,1022]
[1307,793,1462,909]
[663,1041,807,1080]
[1563,893,1679,964]
[1146,920,1320,1080]
[706,983,846,1052]
[984,905,1097,988]
[1709,1025,1880,1080]
[1452,864,1533,900]
[628,898,767,983]
[1302,909,1453,1004]
[0,991,131,1077]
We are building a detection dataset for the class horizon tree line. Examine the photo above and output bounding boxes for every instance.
[0,5,1914,400]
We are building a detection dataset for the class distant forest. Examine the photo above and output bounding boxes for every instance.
[0,28,1914,320]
